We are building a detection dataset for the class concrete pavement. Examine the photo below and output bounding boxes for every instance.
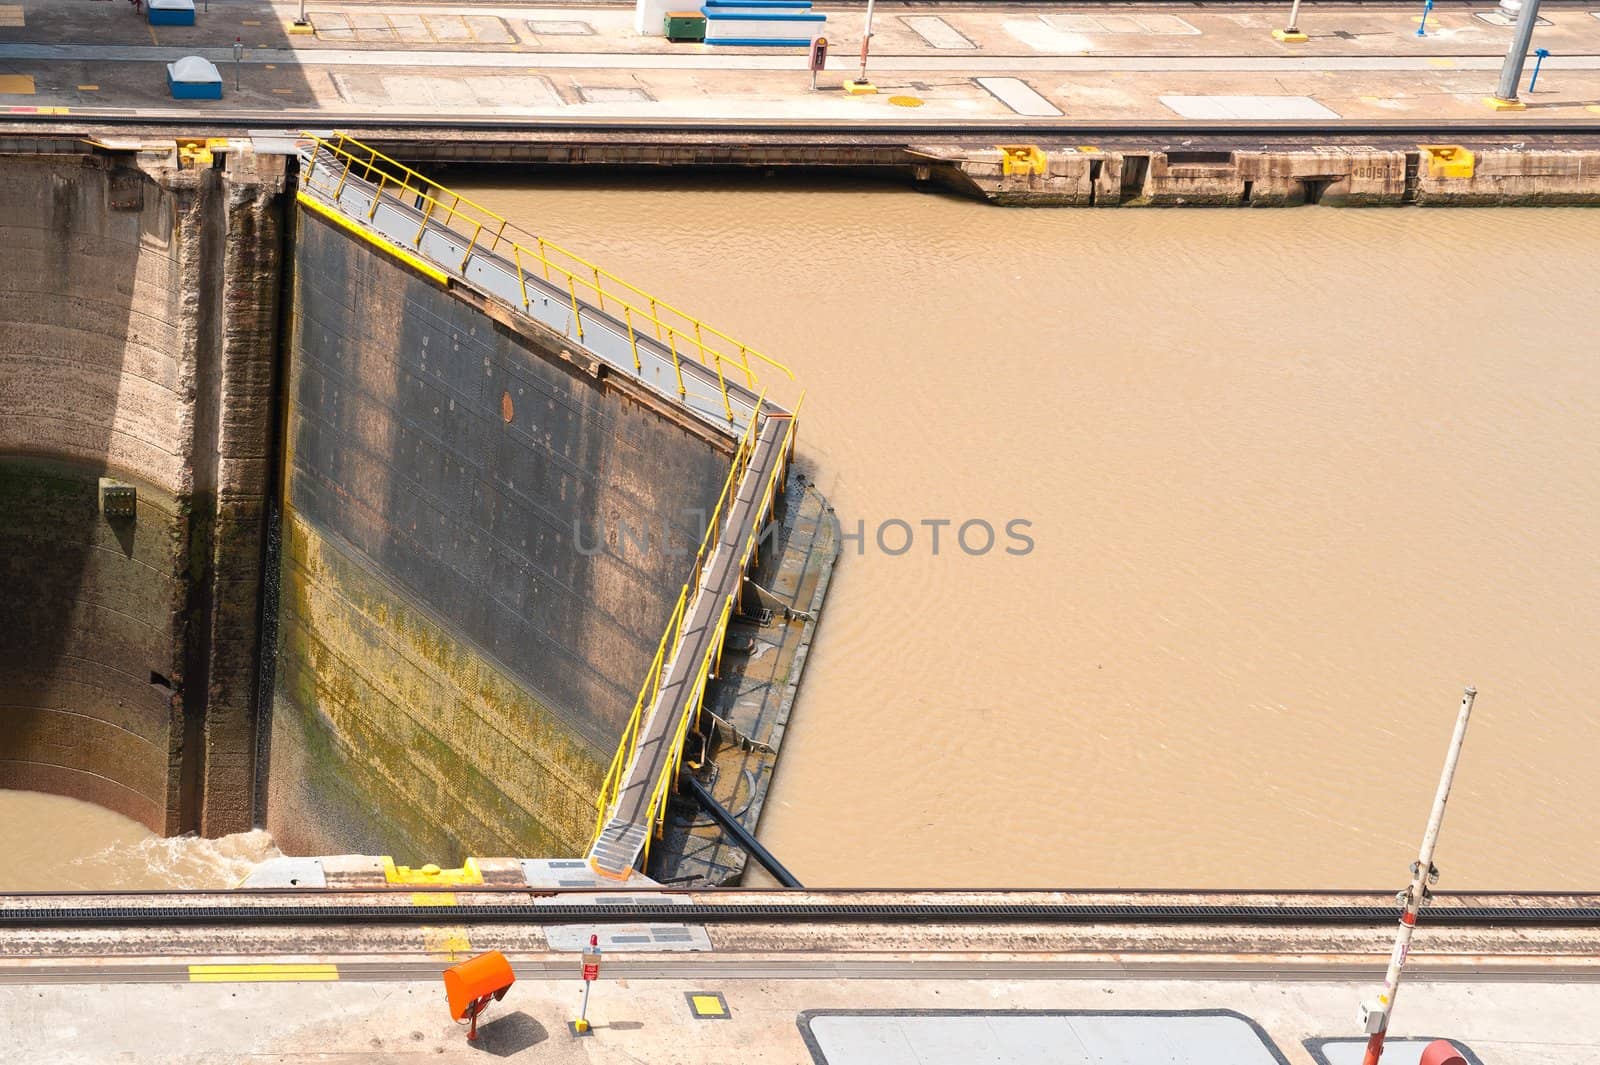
[6,884,1600,1063]
[3,2,1600,124]
[6,956,1599,1063]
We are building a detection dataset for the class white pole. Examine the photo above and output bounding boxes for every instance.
[1286,0,1304,32]
[856,0,878,85]
[1360,686,1477,1065]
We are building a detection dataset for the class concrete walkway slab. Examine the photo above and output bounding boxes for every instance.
[5,0,1600,124]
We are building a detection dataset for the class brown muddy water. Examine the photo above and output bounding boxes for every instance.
[6,173,1598,890]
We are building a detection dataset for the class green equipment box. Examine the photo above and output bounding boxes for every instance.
[664,11,707,41]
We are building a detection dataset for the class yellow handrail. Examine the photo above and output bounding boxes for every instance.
[591,586,687,841]
[636,407,801,865]
[298,134,796,425]
[588,398,765,848]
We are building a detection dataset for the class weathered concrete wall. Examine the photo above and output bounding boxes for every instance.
[937,146,1600,207]
[1415,149,1600,205]
[0,458,184,830]
[0,147,282,835]
[266,204,732,863]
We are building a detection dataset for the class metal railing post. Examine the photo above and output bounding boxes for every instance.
[625,307,640,371]
[567,276,585,341]
[413,196,435,245]
[668,333,686,397]
[513,246,530,310]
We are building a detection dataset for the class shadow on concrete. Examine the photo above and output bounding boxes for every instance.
[470,1012,547,1056]
[0,151,187,838]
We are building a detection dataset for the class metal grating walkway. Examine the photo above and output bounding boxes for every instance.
[589,415,790,878]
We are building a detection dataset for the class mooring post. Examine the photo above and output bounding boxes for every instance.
[1359,686,1477,1065]
[1285,0,1304,34]
[845,0,877,93]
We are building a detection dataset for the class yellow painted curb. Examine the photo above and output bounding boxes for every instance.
[296,192,449,286]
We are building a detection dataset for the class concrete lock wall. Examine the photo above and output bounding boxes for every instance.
[265,204,733,863]
[946,146,1600,207]
[0,147,282,836]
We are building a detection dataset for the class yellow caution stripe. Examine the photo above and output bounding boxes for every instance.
[295,191,449,287]
[188,963,340,983]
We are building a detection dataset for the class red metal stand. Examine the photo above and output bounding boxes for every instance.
[465,996,492,1042]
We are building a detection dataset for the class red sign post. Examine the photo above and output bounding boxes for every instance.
[572,934,602,1035]
[808,37,828,91]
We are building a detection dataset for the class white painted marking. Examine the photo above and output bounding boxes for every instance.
[1046,12,1200,36]
[527,19,594,36]
[1476,10,1551,26]
[902,15,974,50]
[577,84,651,103]
[1160,95,1339,120]
[1002,17,1091,54]
[976,76,1062,117]
[331,72,562,109]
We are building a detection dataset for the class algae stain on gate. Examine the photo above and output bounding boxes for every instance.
[268,509,603,863]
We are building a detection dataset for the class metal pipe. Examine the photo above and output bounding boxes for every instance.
[1360,686,1477,1065]
[683,775,804,888]
[1494,0,1544,102]
[856,0,877,85]
[1284,0,1304,33]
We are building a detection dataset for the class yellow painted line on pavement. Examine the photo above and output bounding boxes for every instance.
[1427,57,1456,69]
[296,191,450,286]
[189,964,340,983]
[148,25,159,46]
[411,892,458,906]
[78,85,100,92]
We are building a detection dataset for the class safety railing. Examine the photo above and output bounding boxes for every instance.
[589,398,767,845]
[298,133,796,424]
[631,406,801,870]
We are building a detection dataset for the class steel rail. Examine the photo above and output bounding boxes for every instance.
[5,902,1600,928]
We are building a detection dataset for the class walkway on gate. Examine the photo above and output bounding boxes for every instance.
[588,409,793,878]
[292,134,800,880]
[295,133,792,436]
